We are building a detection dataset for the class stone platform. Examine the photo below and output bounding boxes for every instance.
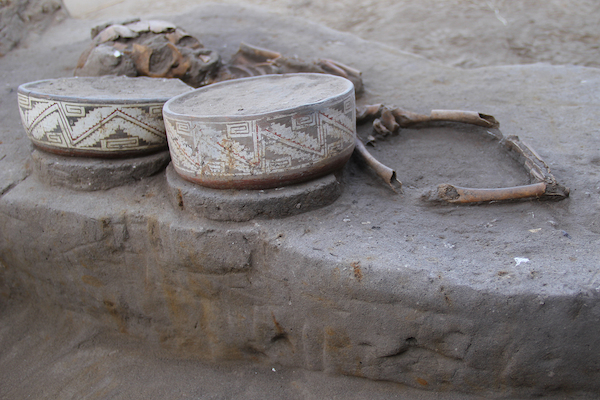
[0,4,599,399]
[30,149,171,191]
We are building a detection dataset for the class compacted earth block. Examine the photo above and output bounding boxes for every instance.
[1,3,599,399]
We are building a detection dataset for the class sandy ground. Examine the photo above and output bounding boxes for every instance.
[66,0,600,69]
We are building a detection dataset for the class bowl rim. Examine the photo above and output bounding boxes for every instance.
[18,76,192,105]
[163,73,355,120]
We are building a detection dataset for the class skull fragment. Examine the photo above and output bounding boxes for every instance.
[75,19,221,88]
[75,19,364,92]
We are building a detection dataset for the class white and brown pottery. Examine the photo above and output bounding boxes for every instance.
[163,73,356,190]
[18,76,192,158]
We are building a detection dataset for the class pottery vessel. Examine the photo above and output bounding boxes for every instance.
[163,73,356,189]
[18,76,192,157]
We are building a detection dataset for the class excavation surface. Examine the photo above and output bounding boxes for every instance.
[1,3,599,399]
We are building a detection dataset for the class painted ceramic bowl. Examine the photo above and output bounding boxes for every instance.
[18,76,192,157]
[163,73,356,189]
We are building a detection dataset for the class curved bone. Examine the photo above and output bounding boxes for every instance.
[354,139,402,192]
[355,106,569,203]
[357,105,499,131]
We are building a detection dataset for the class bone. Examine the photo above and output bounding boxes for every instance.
[317,59,349,78]
[381,107,399,133]
[355,105,568,203]
[429,110,499,128]
[356,104,383,122]
[391,107,431,126]
[354,139,402,192]
[357,105,500,132]
[323,59,361,78]
[502,135,570,199]
[239,43,282,61]
[424,183,548,203]
[316,59,364,93]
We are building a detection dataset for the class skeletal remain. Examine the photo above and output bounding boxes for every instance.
[428,183,548,203]
[75,19,567,204]
[75,20,363,91]
[76,19,220,88]
[354,139,402,191]
[215,43,363,93]
[356,105,569,203]
[357,104,499,136]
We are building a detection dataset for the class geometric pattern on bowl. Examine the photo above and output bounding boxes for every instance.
[163,74,356,190]
[17,76,192,158]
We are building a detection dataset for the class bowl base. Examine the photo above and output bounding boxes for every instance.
[165,163,343,221]
[30,149,170,191]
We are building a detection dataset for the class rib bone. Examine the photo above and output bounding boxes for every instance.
[355,105,569,203]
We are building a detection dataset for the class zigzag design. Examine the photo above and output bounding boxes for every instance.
[260,111,352,158]
[71,108,164,145]
[166,102,355,178]
[262,126,325,156]
[24,102,62,135]
[19,98,166,150]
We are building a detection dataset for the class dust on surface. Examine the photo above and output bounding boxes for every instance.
[19,76,192,99]
[76,0,600,69]
[168,74,351,116]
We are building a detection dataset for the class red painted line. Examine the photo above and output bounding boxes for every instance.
[214,140,260,166]
[263,127,322,153]
[26,102,57,133]
[76,108,163,141]
[174,138,202,167]
[319,111,354,132]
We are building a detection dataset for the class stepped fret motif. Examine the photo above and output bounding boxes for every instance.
[18,93,168,154]
[166,94,356,178]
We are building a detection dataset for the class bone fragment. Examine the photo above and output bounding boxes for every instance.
[239,42,282,61]
[318,59,349,78]
[354,138,401,192]
[502,135,570,199]
[425,182,547,203]
[355,105,568,203]
[429,110,499,128]
[357,105,499,131]
[318,59,363,93]
[356,104,383,122]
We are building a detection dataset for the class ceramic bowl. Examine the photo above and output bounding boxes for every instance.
[18,76,192,157]
[163,73,356,189]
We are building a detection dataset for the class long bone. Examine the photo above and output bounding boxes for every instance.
[354,105,569,203]
[354,139,402,191]
[217,43,364,93]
